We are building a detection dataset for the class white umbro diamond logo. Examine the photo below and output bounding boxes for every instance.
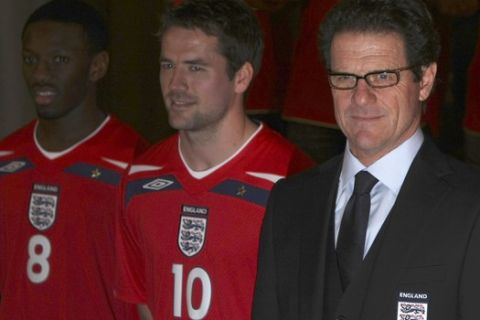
[0,161,26,173]
[142,178,174,190]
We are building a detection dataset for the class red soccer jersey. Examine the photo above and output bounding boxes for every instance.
[282,0,337,126]
[115,124,313,319]
[0,116,146,319]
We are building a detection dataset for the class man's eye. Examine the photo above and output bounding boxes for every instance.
[189,65,203,72]
[372,72,394,82]
[333,75,354,83]
[378,72,390,80]
[23,55,36,65]
[53,56,69,63]
[338,75,353,81]
[160,62,174,70]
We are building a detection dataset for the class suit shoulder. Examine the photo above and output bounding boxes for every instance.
[443,156,480,190]
[274,154,341,191]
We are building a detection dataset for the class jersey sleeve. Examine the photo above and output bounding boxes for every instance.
[114,177,147,304]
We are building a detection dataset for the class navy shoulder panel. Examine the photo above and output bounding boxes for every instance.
[210,179,270,207]
[64,163,121,185]
[125,175,182,206]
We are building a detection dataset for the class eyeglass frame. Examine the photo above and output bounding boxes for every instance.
[327,65,416,90]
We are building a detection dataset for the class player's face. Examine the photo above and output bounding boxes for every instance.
[330,32,436,165]
[22,21,97,120]
[159,27,237,132]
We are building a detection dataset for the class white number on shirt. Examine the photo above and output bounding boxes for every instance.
[172,263,212,319]
[27,235,51,283]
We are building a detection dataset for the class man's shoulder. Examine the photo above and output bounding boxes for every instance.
[125,134,178,176]
[90,115,149,158]
[247,125,315,173]
[440,155,480,190]
[0,121,36,151]
[254,124,298,151]
[136,134,177,161]
[275,154,341,191]
[103,115,146,143]
[417,139,480,189]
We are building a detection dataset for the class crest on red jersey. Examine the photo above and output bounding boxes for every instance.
[28,184,59,231]
[178,205,208,257]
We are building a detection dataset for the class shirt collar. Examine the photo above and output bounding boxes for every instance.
[339,129,424,195]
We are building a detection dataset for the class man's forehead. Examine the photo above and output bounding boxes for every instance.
[330,31,408,72]
[160,26,221,57]
[23,20,89,47]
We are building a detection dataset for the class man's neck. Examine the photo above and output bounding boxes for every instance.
[179,116,258,171]
[36,107,106,152]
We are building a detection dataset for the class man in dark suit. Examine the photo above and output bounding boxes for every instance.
[252,0,480,319]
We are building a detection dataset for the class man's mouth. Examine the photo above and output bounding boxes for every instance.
[171,99,194,107]
[33,87,57,106]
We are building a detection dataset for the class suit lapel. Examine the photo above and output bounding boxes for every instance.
[299,158,342,319]
[336,139,452,320]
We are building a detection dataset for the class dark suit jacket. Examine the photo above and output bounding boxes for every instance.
[252,139,480,320]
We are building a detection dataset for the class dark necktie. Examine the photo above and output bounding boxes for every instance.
[336,170,378,290]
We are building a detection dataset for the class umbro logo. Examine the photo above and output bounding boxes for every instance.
[142,178,174,190]
[0,161,27,173]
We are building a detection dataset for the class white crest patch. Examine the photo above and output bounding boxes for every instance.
[143,178,173,191]
[29,184,59,231]
[178,205,208,257]
[397,292,428,320]
[0,161,26,173]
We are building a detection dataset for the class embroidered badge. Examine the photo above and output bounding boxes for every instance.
[397,292,428,320]
[90,168,102,179]
[236,185,247,197]
[178,205,208,257]
[29,184,59,231]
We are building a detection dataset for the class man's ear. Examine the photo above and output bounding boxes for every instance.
[234,62,254,94]
[89,50,109,82]
[419,62,437,102]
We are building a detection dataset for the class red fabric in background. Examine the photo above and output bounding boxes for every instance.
[464,37,480,133]
[282,0,337,127]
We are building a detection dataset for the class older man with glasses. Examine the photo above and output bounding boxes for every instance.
[252,0,480,319]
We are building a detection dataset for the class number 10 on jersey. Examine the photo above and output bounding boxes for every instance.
[172,263,212,319]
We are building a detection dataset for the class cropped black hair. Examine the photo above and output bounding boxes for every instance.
[23,0,108,53]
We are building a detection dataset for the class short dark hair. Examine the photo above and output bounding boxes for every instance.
[319,0,440,80]
[22,0,109,53]
[158,0,264,79]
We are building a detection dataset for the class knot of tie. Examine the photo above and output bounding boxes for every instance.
[353,171,378,195]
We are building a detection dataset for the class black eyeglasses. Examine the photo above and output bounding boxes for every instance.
[327,65,416,90]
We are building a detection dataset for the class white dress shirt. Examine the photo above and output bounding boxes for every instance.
[334,129,424,257]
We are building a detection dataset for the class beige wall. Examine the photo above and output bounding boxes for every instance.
[0,0,46,139]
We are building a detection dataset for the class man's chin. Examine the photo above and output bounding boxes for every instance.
[36,109,61,121]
